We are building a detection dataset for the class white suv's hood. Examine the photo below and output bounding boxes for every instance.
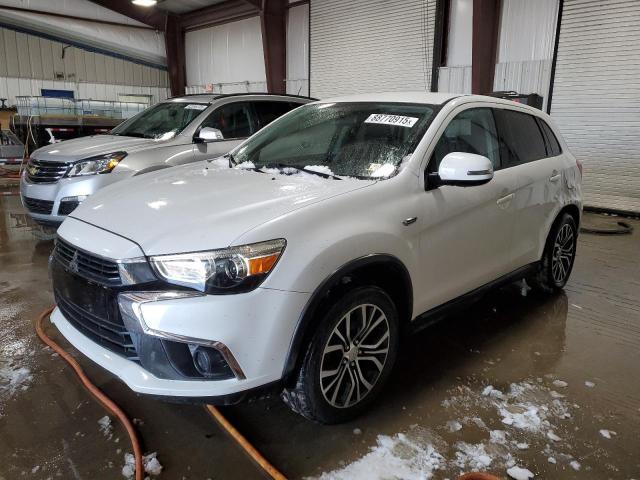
[70,163,375,256]
[31,135,182,162]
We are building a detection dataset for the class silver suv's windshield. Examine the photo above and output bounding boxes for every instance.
[112,101,208,140]
[231,102,436,179]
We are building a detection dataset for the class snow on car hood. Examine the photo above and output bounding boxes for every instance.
[70,162,376,256]
[31,134,182,162]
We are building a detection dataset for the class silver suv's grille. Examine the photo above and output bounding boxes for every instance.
[26,158,70,183]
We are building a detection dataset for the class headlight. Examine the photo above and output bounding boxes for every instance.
[67,151,127,177]
[150,239,286,294]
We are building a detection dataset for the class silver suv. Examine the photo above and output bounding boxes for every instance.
[20,93,312,226]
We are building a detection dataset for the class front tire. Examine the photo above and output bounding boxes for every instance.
[282,286,399,424]
[529,213,578,293]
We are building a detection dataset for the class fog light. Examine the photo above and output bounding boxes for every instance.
[190,345,231,378]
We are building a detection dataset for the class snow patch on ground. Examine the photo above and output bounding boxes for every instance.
[599,429,616,439]
[507,466,535,479]
[122,452,163,479]
[315,429,445,480]
[98,415,113,439]
[315,380,588,479]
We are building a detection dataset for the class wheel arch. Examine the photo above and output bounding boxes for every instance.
[281,254,413,385]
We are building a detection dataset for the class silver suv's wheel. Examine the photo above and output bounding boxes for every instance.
[282,287,399,423]
[529,212,578,292]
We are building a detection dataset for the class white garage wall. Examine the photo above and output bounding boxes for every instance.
[286,3,309,96]
[493,0,558,108]
[0,27,169,106]
[184,17,267,94]
[551,0,640,213]
[438,0,472,94]
[310,0,436,99]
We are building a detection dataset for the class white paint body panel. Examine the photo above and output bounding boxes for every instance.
[54,93,582,398]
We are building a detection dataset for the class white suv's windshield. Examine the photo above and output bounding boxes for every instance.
[112,102,208,140]
[231,102,437,179]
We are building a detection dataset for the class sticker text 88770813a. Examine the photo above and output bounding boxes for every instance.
[364,114,419,128]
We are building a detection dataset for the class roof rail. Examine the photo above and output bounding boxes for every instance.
[169,92,317,101]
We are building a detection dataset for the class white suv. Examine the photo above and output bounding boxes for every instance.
[50,93,582,423]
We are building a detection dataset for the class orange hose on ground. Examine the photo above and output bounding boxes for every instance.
[35,307,144,480]
[458,473,500,480]
[205,404,287,480]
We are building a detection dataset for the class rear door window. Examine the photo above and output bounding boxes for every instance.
[253,101,302,129]
[494,109,547,167]
[199,102,255,139]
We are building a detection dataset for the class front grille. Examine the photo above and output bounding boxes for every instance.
[54,239,121,285]
[58,199,80,216]
[55,290,138,360]
[23,196,54,214]
[26,158,70,183]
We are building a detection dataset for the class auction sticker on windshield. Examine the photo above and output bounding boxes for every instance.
[185,104,208,110]
[365,114,419,128]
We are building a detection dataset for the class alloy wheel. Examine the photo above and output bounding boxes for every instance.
[552,223,575,283]
[319,303,391,409]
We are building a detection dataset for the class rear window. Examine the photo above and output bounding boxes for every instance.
[494,109,547,167]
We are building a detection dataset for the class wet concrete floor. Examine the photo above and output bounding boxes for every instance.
[1,181,639,479]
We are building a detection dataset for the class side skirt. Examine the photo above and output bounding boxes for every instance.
[408,262,539,335]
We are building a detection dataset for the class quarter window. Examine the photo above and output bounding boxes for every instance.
[537,118,562,157]
[494,109,547,167]
[429,108,501,172]
[199,102,254,139]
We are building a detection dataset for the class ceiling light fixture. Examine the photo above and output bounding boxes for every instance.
[132,0,158,7]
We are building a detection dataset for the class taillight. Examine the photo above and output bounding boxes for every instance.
[576,158,583,176]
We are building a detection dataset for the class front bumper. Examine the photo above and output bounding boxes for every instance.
[20,170,129,225]
[51,285,311,399]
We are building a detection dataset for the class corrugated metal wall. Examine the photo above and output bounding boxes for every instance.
[551,0,640,212]
[493,0,558,109]
[0,26,169,105]
[310,0,436,99]
[286,3,309,96]
[184,17,267,94]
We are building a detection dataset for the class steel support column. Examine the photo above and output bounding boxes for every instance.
[260,0,287,94]
[165,14,186,97]
[471,0,500,94]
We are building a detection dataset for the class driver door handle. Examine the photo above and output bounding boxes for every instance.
[496,193,514,208]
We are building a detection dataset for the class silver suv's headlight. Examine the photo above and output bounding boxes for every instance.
[67,151,127,177]
[149,239,286,294]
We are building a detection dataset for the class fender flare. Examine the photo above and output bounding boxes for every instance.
[281,254,413,383]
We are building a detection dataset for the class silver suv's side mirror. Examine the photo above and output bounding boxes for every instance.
[196,127,224,143]
[437,152,494,186]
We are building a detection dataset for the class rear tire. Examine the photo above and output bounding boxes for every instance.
[281,286,399,424]
[529,213,578,293]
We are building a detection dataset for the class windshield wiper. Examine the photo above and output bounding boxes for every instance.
[264,163,343,180]
[224,153,237,168]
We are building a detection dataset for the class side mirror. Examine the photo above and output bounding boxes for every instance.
[195,127,224,143]
[436,152,494,187]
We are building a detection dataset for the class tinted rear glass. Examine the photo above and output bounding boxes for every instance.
[495,109,547,167]
[254,101,301,128]
[537,118,562,156]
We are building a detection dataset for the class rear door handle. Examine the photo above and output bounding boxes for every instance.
[496,193,514,208]
[549,171,561,182]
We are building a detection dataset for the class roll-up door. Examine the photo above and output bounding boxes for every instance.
[310,0,436,99]
[551,0,640,212]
